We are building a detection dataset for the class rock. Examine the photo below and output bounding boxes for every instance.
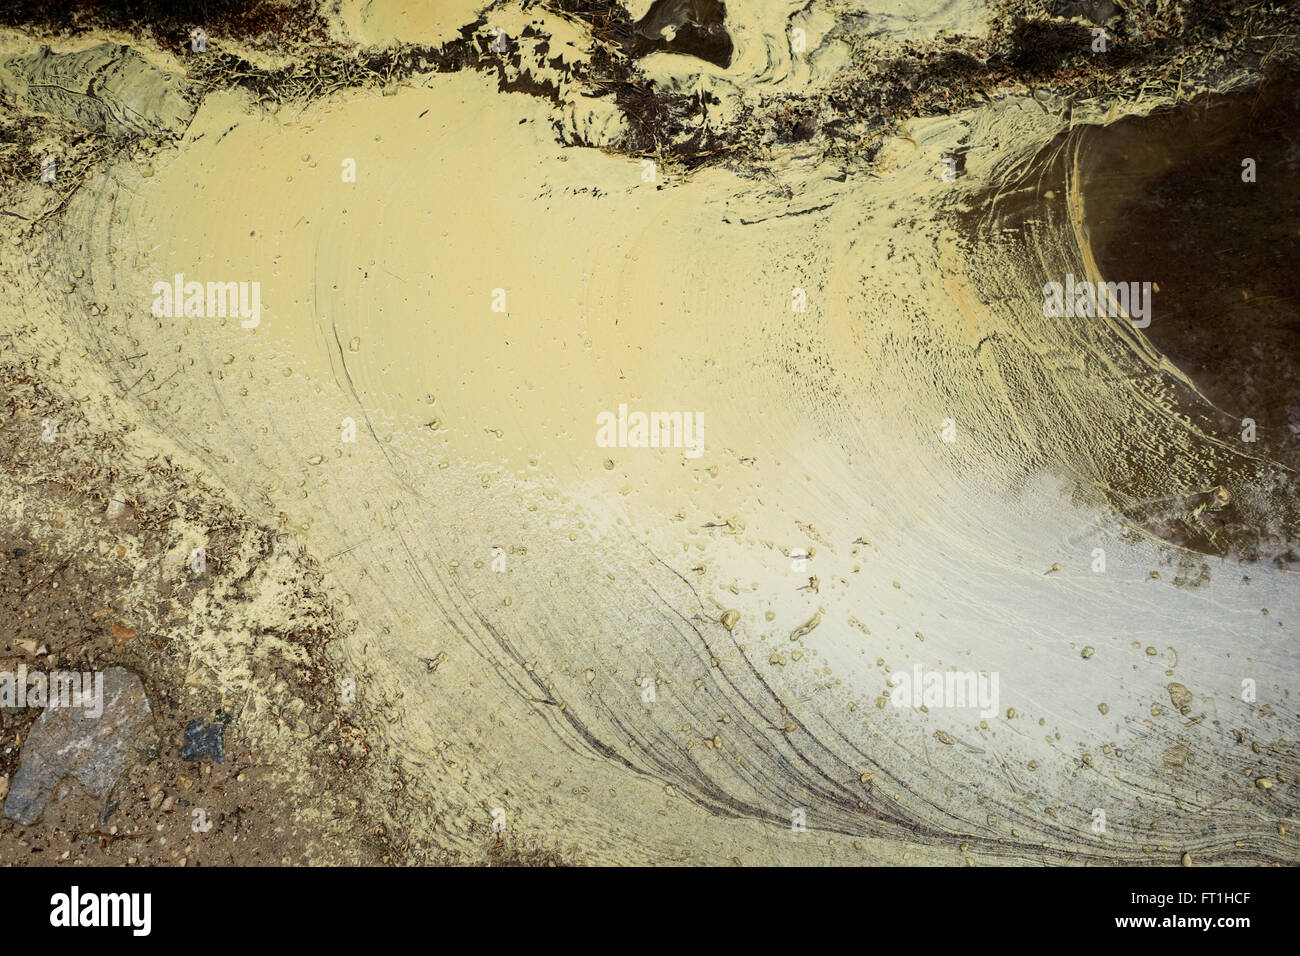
[1054,0,1117,24]
[3,666,157,825]
[181,718,227,763]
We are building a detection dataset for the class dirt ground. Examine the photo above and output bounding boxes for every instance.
[0,345,400,864]
[0,339,575,864]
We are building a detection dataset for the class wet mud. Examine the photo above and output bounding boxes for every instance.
[1,0,1297,866]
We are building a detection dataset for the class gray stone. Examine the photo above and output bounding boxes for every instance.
[3,666,157,825]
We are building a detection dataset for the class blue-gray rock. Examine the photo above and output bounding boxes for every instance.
[181,718,225,763]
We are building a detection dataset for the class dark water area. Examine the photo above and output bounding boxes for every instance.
[629,0,732,68]
[1081,68,1300,476]
[953,71,1300,566]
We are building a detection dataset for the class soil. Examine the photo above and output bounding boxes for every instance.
[0,349,397,864]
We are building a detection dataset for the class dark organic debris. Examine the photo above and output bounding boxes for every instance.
[1007,17,1096,75]
[0,0,334,55]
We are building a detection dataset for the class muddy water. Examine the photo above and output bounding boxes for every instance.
[959,71,1300,564]
[6,6,1298,864]
[335,0,487,47]
[1082,70,1300,490]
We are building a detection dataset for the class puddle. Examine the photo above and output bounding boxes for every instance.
[3,3,1298,866]
[956,74,1300,565]
[1081,67,1300,479]
[629,0,733,67]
